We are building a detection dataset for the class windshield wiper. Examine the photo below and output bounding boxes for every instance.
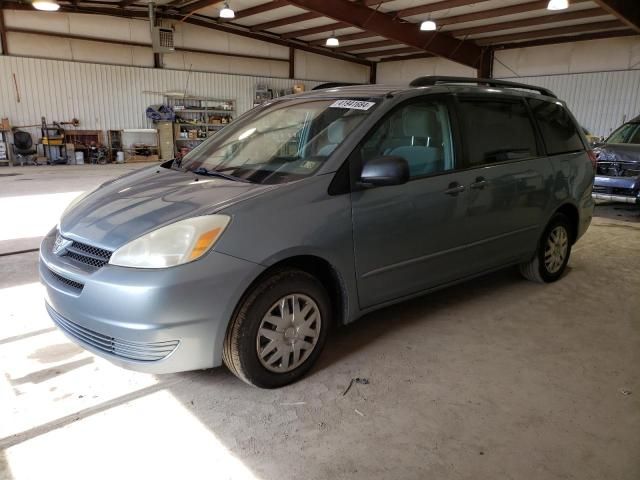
[192,167,252,183]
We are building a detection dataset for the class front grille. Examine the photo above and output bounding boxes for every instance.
[48,268,84,292]
[596,162,640,177]
[62,239,112,268]
[46,304,180,362]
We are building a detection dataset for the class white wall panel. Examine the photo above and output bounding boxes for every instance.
[4,10,70,33]
[377,57,476,84]
[499,70,640,137]
[3,10,290,64]
[494,36,640,77]
[294,51,370,83]
[7,32,73,61]
[0,56,321,140]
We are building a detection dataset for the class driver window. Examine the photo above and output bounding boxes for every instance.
[360,100,454,178]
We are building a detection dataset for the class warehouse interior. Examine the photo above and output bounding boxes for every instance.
[1,0,639,479]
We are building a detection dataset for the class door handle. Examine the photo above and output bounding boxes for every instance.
[470,177,488,189]
[444,182,465,196]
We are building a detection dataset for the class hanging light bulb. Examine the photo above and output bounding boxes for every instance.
[32,0,60,11]
[420,20,437,31]
[325,35,339,47]
[547,0,568,10]
[219,2,235,18]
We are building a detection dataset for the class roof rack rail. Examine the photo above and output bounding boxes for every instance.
[311,82,360,90]
[409,76,557,99]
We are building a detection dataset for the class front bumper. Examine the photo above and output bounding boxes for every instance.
[39,228,264,373]
[592,175,639,204]
[591,193,639,204]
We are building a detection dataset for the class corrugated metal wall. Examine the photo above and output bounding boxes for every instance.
[498,70,640,137]
[0,56,321,138]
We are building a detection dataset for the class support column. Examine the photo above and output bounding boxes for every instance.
[149,2,163,68]
[369,62,376,84]
[288,47,294,79]
[478,47,494,79]
[0,9,8,56]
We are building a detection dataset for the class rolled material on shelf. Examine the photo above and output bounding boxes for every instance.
[146,104,175,121]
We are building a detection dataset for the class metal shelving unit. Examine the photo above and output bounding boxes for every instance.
[164,95,235,158]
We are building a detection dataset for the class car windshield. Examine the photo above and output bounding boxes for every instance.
[179,97,378,184]
[607,122,640,144]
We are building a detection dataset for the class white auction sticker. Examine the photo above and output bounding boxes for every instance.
[329,99,376,110]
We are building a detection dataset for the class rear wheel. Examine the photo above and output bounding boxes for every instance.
[519,213,572,283]
[223,269,330,388]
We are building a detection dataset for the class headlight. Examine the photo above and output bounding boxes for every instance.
[109,215,231,268]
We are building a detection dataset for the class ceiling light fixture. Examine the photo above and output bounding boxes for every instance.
[547,0,569,10]
[32,0,60,11]
[219,2,235,18]
[325,34,339,47]
[420,20,437,31]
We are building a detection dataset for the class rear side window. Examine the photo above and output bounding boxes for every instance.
[529,99,584,155]
[457,98,537,167]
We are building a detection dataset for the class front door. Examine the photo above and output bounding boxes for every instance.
[350,97,476,308]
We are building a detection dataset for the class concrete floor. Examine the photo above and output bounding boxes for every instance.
[1,164,639,480]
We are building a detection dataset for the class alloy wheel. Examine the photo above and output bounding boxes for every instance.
[544,225,569,274]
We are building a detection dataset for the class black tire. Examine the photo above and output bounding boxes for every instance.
[519,213,573,283]
[222,268,331,388]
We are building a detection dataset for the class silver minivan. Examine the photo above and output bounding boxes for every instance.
[40,77,595,387]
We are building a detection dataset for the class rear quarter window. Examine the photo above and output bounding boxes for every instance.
[457,98,538,167]
[529,99,584,155]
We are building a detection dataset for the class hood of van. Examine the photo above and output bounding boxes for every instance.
[59,166,276,250]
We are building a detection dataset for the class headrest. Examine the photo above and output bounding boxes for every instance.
[402,107,437,138]
[327,118,347,144]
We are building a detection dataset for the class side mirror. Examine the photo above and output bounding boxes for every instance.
[359,156,409,187]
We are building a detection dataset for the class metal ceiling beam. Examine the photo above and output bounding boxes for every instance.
[310,31,373,45]
[592,0,640,32]
[179,14,373,66]
[450,8,609,37]
[477,20,625,45]
[496,29,638,50]
[281,21,350,39]
[178,0,222,15]
[377,52,434,62]
[258,0,393,35]
[250,12,318,31]
[3,1,150,17]
[304,0,595,46]
[285,0,481,41]
[307,0,593,45]
[393,0,489,19]
[233,0,288,19]
[337,39,403,53]
[437,0,590,27]
[284,0,483,67]
[361,47,424,58]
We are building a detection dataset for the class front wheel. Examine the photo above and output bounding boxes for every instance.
[223,269,331,388]
[519,213,572,283]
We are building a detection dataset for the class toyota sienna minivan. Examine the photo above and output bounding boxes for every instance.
[40,76,595,388]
